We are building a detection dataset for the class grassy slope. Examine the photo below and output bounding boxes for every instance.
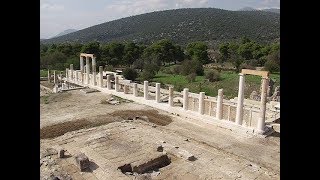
[153,71,280,99]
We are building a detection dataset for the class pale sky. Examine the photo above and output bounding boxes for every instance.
[40,0,280,39]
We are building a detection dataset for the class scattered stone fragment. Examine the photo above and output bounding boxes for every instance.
[75,153,90,171]
[184,139,189,142]
[157,145,163,152]
[58,149,65,158]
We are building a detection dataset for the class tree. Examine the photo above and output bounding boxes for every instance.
[123,42,142,66]
[180,59,204,76]
[186,42,209,64]
[218,43,229,62]
[81,41,101,58]
[205,70,220,82]
[123,68,138,81]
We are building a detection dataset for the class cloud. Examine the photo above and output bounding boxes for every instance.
[40,3,64,12]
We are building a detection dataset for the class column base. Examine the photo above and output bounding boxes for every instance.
[254,126,275,137]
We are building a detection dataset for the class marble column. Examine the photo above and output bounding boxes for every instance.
[156,83,161,103]
[257,77,269,133]
[70,64,74,81]
[92,57,96,86]
[80,56,84,72]
[183,88,189,111]
[236,74,245,125]
[144,81,148,100]
[107,75,111,90]
[99,66,103,87]
[133,83,138,97]
[124,85,129,94]
[53,70,56,84]
[199,92,205,115]
[86,57,90,84]
[47,69,50,82]
[216,89,223,120]
[66,68,69,81]
[169,87,173,107]
[115,76,120,92]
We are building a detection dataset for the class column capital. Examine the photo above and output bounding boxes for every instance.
[238,73,245,76]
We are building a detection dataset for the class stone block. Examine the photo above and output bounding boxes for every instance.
[75,153,90,171]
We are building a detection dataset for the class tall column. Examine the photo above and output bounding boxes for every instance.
[80,56,84,72]
[99,66,103,87]
[144,81,149,100]
[183,88,189,111]
[169,87,173,106]
[133,83,138,97]
[199,92,205,115]
[216,89,223,120]
[66,68,69,81]
[156,83,161,103]
[86,57,90,84]
[257,77,269,133]
[47,69,50,82]
[70,64,74,81]
[53,70,56,84]
[236,74,245,125]
[92,57,96,86]
[115,76,120,91]
[107,75,111,90]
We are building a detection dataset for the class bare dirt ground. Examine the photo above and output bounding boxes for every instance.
[40,88,280,180]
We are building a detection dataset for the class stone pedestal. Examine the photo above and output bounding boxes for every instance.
[169,87,173,107]
[236,74,245,125]
[107,75,111,90]
[216,89,223,120]
[144,81,148,100]
[183,88,189,111]
[199,92,205,115]
[133,83,138,97]
[156,83,161,103]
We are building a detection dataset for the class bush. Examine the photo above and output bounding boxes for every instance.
[240,63,255,70]
[105,65,114,71]
[139,70,155,81]
[264,60,280,73]
[171,65,181,75]
[205,70,220,82]
[123,68,138,81]
[180,60,204,76]
[186,73,196,82]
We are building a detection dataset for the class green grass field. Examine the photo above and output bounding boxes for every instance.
[40,69,65,77]
[152,70,280,99]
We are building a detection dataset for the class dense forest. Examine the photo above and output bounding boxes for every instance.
[41,8,279,46]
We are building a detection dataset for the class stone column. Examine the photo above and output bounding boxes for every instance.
[133,83,138,97]
[124,85,129,94]
[199,92,205,115]
[183,88,189,111]
[86,57,90,84]
[53,70,56,84]
[115,76,120,91]
[80,56,84,72]
[107,75,111,90]
[92,57,96,86]
[257,77,269,133]
[169,87,173,107]
[99,66,103,87]
[66,68,69,81]
[236,74,245,125]
[75,70,78,83]
[70,64,74,81]
[156,83,161,103]
[47,69,50,82]
[216,89,223,120]
[144,81,148,100]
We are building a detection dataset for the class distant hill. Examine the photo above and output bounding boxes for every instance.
[42,8,280,45]
[238,7,280,14]
[52,29,77,38]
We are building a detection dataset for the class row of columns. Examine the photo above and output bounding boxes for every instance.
[65,66,268,134]
[235,73,269,133]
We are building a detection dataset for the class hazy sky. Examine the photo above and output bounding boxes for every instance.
[40,0,280,39]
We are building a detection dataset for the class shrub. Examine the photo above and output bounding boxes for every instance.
[123,68,138,81]
[186,73,196,82]
[264,60,280,73]
[105,65,114,71]
[205,70,220,82]
[180,60,204,76]
[171,65,181,75]
[139,70,155,81]
[240,63,255,70]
